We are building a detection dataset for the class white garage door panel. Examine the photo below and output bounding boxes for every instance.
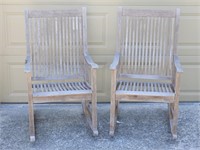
[0,2,199,102]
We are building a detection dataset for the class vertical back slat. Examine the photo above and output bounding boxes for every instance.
[48,18,51,77]
[119,16,123,73]
[159,18,163,75]
[36,19,40,78]
[72,17,75,75]
[155,17,160,75]
[141,17,145,74]
[65,17,69,75]
[78,17,81,73]
[69,17,73,75]
[54,17,58,76]
[127,17,131,73]
[130,17,135,74]
[138,17,141,74]
[40,18,43,77]
[148,17,153,74]
[151,17,156,74]
[62,17,66,76]
[44,18,48,77]
[124,16,129,74]
[58,17,63,76]
[134,17,139,73]
[52,18,56,76]
[75,17,79,73]
[144,17,149,74]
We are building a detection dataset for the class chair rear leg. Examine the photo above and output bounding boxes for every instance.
[28,97,35,142]
[116,100,119,116]
[168,103,173,123]
[81,99,87,115]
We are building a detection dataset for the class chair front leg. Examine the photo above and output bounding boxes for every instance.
[28,97,35,142]
[91,68,98,136]
[26,73,35,142]
[109,70,117,136]
[170,72,181,139]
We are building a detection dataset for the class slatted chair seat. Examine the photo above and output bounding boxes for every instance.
[24,7,99,142]
[109,7,183,139]
[116,81,174,97]
[32,82,92,97]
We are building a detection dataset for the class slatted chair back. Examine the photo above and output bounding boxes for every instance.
[25,8,88,81]
[117,8,180,80]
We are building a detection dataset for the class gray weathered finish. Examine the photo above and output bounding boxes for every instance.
[109,8,183,139]
[25,7,99,142]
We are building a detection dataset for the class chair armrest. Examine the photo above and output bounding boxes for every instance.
[174,55,183,73]
[84,51,99,69]
[110,51,120,70]
[25,56,31,73]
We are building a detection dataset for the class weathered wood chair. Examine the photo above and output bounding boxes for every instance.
[110,8,183,139]
[24,7,99,142]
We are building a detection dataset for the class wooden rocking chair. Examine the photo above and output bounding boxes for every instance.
[24,7,99,142]
[109,8,183,139]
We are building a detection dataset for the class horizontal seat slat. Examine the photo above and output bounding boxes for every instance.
[116,91,174,97]
[116,80,175,97]
[119,74,172,80]
[32,74,84,81]
[32,81,92,97]
[33,90,92,97]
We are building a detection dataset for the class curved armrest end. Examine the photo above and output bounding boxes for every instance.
[84,51,99,69]
[174,55,183,73]
[110,52,120,70]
